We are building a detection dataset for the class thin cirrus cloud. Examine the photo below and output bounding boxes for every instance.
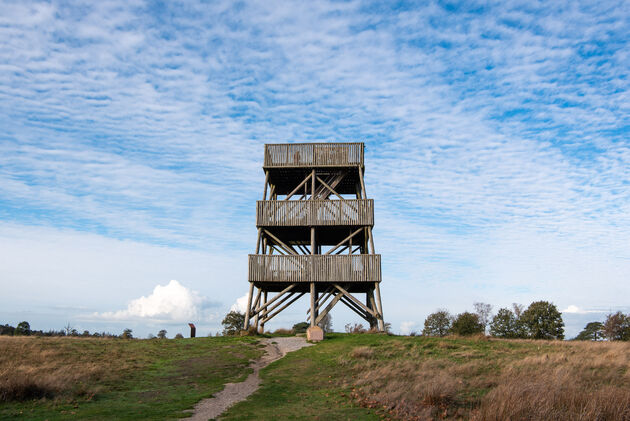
[0,1,628,336]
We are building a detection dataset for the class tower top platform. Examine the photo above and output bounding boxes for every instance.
[264,143,364,169]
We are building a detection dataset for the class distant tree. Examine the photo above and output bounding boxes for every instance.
[70,328,79,336]
[15,321,31,336]
[422,310,452,337]
[490,308,521,338]
[602,312,630,341]
[157,329,167,339]
[0,324,16,336]
[575,321,604,341]
[222,311,245,336]
[512,303,524,318]
[473,302,493,333]
[175,333,184,339]
[147,333,156,339]
[451,312,484,336]
[121,328,133,339]
[292,322,309,334]
[318,313,333,333]
[521,301,564,340]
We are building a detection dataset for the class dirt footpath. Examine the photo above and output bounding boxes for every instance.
[184,337,312,421]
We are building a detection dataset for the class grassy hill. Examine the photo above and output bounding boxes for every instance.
[2,334,629,420]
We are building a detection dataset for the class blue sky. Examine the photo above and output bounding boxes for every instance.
[0,0,628,337]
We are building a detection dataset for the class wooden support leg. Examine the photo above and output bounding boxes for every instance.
[314,288,319,322]
[374,282,385,332]
[259,291,268,333]
[310,282,316,327]
[367,288,377,330]
[253,288,262,332]
[243,282,254,330]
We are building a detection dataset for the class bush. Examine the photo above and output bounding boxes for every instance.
[273,328,293,335]
[451,312,484,336]
[292,322,309,334]
[345,323,366,334]
[174,333,184,339]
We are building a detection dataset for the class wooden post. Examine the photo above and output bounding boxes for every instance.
[260,291,268,333]
[253,288,262,331]
[374,282,385,332]
[243,282,254,330]
[358,167,367,199]
[368,226,376,254]
[310,282,316,327]
[255,228,262,254]
[263,170,269,200]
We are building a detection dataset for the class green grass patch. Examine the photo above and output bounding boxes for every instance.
[0,336,262,420]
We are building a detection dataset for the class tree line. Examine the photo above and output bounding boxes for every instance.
[420,301,630,341]
[420,301,565,339]
[0,322,186,339]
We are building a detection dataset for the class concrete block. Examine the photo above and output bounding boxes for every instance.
[306,326,324,342]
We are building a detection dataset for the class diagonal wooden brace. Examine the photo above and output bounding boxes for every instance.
[251,284,295,317]
[333,283,378,318]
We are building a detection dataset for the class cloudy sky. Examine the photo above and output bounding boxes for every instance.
[1,0,628,338]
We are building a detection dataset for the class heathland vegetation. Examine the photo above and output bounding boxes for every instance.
[1,334,629,420]
[221,333,630,420]
[2,303,630,420]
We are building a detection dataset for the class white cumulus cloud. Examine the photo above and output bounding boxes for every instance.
[230,294,249,313]
[98,280,206,322]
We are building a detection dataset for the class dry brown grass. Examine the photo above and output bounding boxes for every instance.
[344,338,630,420]
[473,341,630,421]
[0,336,138,401]
[272,328,294,335]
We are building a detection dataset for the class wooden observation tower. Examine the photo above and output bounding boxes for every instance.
[244,143,384,336]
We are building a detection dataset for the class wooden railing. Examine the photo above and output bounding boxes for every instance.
[256,199,373,226]
[264,143,364,167]
[248,254,381,283]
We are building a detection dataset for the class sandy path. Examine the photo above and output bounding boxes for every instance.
[183,337,312,421]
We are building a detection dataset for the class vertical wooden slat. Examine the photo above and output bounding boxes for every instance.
[257,199,373,227]
[264,143,364,167]
[249,254,381,283]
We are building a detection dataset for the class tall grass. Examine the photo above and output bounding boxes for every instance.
[0,336,130,401]
[344,337,630,420]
